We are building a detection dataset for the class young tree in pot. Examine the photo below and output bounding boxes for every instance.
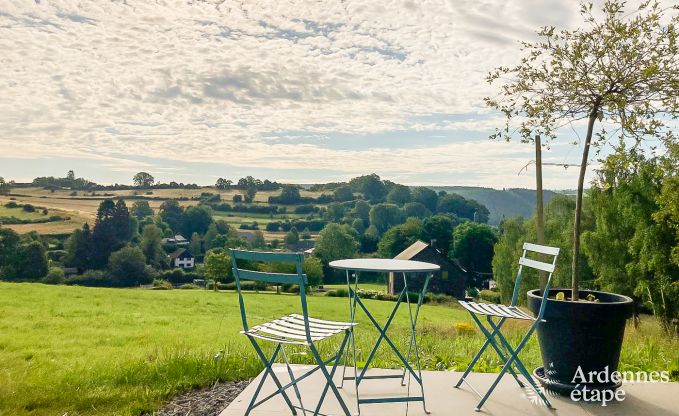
[486,0,679,393]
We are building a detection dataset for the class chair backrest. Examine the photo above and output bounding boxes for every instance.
[510,243,560,314]
[230,249,311,337]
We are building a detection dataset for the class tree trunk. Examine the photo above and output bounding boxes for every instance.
[572,105,599,301]
[535,135,547,292]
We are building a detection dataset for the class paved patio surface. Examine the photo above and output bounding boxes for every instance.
[220,365,678,416]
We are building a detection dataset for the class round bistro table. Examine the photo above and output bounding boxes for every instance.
[329,258,440,414]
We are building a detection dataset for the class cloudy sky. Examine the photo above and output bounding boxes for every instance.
[0,0,632,188]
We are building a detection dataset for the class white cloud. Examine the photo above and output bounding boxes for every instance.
[0,0,610,188]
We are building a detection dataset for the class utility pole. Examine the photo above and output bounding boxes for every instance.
[535,135,547,292]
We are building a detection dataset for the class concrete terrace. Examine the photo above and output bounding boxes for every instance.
[221,365,678,416]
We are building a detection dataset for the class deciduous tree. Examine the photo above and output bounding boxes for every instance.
[486,0,679,299]
[314,223,359,264]
[133,172,155,188]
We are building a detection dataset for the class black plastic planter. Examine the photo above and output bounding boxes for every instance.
[527,288,634,394]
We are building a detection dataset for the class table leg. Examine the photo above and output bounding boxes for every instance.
[340,270,361,415]
[341,268,431,411]
[404,272,432,414]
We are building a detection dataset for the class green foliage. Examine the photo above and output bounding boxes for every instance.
[360,225,380,253]
[422,214,457,254]
[188,232,202,256]
[386,184,411,205]
[181,205,213,237]
[478,290,502,304]
[90,199,132,269]
[437,193,489,223]
[333,185,354,202]
[303,256,323,287]
[451,222,497,286]
[215,178,232,190]
[0,177,10,195]
[377,218,423,258]
[42,268,65,285]
[492,218,526,304]
[131,200,153,219]
[133,172,155,188]
[250,230,266,249]
[353,200,370,221]
[159,200,184,233]
[324,203,345,222]
[583,150,679,329]
[284,227,299,245]
[411,187,438,212]
[16,241,49,281]
[152,279,173,290]
[64,223,92,270]
[204,250,232,283]
[65,269,111,287]
[0,230,48,281]
[139,224,163,267]
[492,196,594,304]
[369,203,404,234]
[0,228,21,278]
[179,283,201,289]
[404,202,429,218]
[314,223,359,264]
[276,185,302,204]
[108,246,151,287]
[351,218,366,235]
[350,174,387,201]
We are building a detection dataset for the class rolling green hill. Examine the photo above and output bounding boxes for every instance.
[429,187,560,225]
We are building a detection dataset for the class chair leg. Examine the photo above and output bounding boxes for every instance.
[247,338,298,416]
[475,325,539,411]
[309,342,353,416]
[460,313,525,390]
[312,331,351,416]
[456,316,511,388]
[487,321,553,408]
[282,345,308,416]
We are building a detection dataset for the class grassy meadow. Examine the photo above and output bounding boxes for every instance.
[0,186,324,237]
[1,282,677,416]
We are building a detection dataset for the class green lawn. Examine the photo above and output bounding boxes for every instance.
[0,205,49,220]
[0,282,677,415]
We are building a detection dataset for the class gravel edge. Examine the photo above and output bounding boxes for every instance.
[152,380,250,416]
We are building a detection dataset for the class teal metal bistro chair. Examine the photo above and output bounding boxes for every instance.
[231,249,356,416]
[455,242,560,411]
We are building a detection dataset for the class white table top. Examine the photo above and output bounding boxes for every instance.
[329,258,440,273]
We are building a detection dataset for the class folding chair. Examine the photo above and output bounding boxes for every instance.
[454,242,559,411]
[231,249,357,416]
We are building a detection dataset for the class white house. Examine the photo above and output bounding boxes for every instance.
[169,248,195,269]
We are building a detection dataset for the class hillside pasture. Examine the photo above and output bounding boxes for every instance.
[1,187,326,235]
[0,282,677,416]
[0,203,90,235]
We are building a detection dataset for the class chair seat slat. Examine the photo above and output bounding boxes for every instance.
[260,322,341,338]
[290,314,356,327]
[245,314,354,343]
[273,318,341,334]
[459,301,534,321]
[281,313,358,329]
